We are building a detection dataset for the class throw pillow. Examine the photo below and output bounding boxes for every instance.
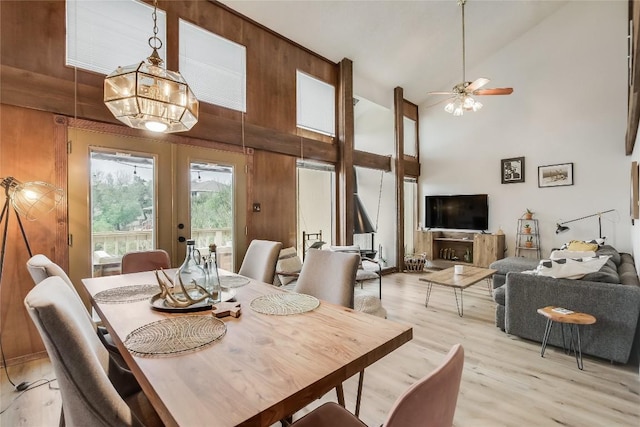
[559,238,605,250]
[550,250,596,260]
[276,247,302,286]
[567,240,599,252]
[534,255,611,280]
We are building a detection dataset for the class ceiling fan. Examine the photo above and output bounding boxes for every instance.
[428,0,513,116]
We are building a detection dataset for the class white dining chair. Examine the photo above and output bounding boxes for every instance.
[238,239,282,283]
[24,276,162,427]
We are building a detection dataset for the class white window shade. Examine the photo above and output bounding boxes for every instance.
[66,0,166,75]
[297,71,335,137]
[403,117,417,157]
[179,19,246,112]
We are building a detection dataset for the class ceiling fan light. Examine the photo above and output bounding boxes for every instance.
[472,101,483,112]
[453,106,464,117]
[444,102,455,113]
[463,96,475,109]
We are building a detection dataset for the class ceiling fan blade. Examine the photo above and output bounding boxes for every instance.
[427,91,455,96]
[465,78,490,92]
[474,88,514,96]
[424,95,456,109]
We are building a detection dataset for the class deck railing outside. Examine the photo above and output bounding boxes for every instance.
[92,228,233,276]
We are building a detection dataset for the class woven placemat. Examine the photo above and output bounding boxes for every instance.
[94,284,159,304]
[124,316,226,357]
[250,293,320,316]
[219,275,250,288]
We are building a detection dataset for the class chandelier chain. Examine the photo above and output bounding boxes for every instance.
[149,0,162,50]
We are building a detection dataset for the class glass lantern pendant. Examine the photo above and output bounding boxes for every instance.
[103,0,198,133]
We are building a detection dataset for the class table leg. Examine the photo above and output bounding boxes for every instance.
[486,278,493,297]
[540,319,553,357]
[453,288,464,317]
[424,282,433,308]
[569,324,585,370]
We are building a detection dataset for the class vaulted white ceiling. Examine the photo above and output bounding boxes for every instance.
[221,0,569,107]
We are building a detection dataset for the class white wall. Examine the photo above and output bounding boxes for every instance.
[419,1,631,257]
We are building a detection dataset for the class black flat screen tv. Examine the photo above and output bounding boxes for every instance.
[425,194,489,231]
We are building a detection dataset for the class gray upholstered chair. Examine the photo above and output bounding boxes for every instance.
[293,248,365,413]
[26,254,135,385]
[24,276,162,427]
[26,254,89,322]
[238,239,283,284]
[121,249,171,274]
[291,344,465,427]
[294,248,359,308]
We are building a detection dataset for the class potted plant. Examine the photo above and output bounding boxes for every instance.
[525,236,533,248]
[523,223,531,234]
[524,209,534,220]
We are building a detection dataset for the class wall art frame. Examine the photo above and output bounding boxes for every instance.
[501,157,525,184]
[538,162,574,188]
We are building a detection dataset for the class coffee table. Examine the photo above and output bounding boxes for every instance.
[419,266,496,316]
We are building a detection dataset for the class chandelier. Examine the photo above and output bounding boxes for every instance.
[104,0,198,133]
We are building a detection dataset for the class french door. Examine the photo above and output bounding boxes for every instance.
[68,128,247,289]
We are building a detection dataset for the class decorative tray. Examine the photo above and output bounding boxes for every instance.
[150,290,236,313]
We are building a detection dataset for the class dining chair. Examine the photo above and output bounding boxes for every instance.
[238,239,283,283]
[26,254,135,387]
[26,254,88,320]
[24,276,162,427]
[293,248,361,412]
[294,248,359,308]
[290,344,465,427]
[121,249,171,274]
[329,245,382,299]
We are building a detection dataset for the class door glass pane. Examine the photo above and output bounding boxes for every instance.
[190,161,234,271]
[90,150,155,277]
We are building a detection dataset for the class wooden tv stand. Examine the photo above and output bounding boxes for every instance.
[414,230,505,269]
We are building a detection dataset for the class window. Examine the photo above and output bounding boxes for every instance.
[296,71,335,136]
[66,0,166,75]
[403,117,417,157]
[179,20,246,112]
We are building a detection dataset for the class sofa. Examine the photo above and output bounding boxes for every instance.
[490,245,640,364]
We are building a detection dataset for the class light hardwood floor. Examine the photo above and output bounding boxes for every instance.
[2,272,639,426]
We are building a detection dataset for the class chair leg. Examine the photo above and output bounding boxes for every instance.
[335,384,345,407]
[355,370,365,417]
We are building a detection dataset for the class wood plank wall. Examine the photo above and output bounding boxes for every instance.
[0,105,61,363]
[248,151,297,247]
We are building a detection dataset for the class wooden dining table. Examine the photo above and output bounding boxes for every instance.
[81,269,413,427]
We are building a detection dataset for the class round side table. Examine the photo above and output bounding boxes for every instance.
[537,306,597,370]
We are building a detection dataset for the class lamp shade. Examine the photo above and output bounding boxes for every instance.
[10,180,64,221]
[104,59,199,133]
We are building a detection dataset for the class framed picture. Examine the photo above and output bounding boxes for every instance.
[538,163,574,188]
[631,161,639,220]
[501,157,525,184]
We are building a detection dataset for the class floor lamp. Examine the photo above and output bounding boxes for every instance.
[555,209,616,239]
[0,176,63,389]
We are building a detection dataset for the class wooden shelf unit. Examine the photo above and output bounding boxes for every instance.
[515,218,542,258]
[414,230,505,269]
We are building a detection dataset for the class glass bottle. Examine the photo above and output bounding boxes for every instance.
[205,243,221,303]
[175,239,208,298]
